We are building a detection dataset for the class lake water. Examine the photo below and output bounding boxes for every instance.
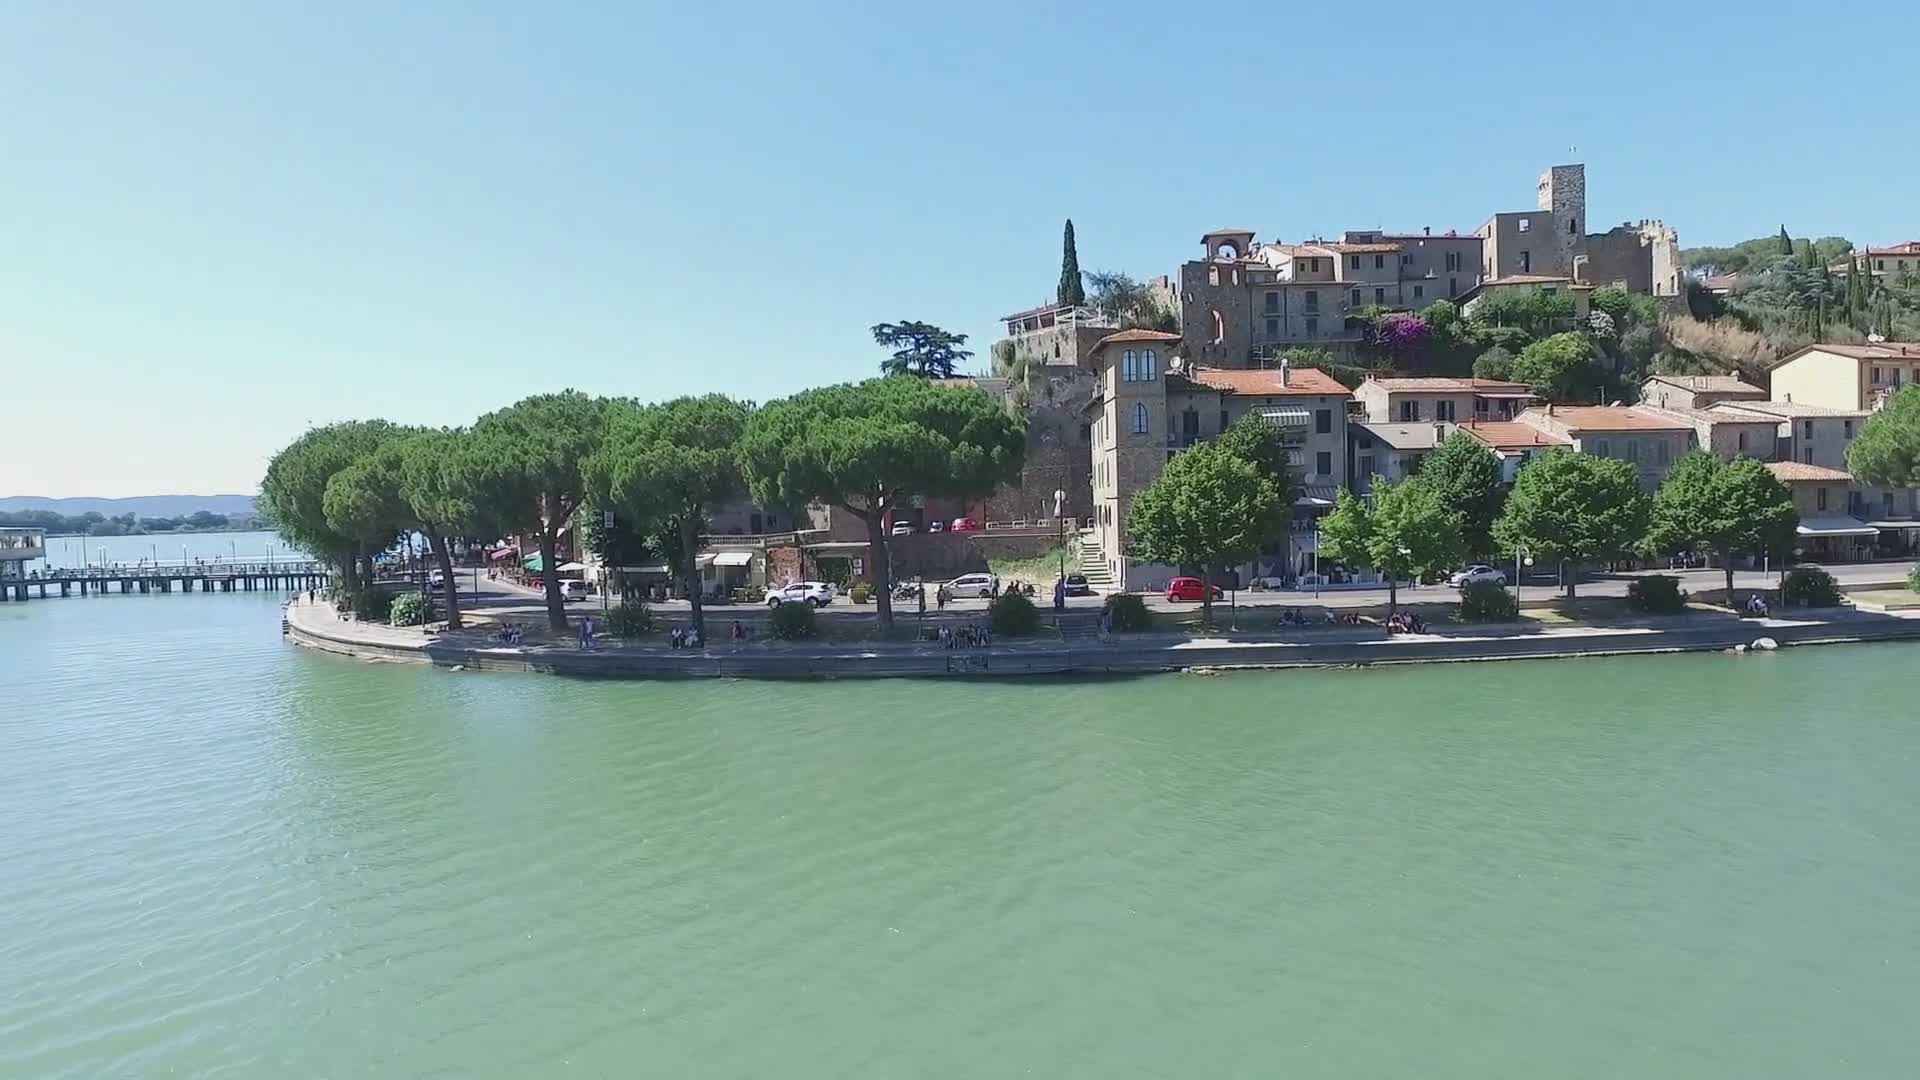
[2,592,1917,1078]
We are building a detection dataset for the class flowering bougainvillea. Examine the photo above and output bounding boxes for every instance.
[1368,313,1433,364]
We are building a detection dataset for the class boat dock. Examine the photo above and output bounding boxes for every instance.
[1,561,330,601]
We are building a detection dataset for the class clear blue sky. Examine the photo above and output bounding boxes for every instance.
[5,0,1916,498]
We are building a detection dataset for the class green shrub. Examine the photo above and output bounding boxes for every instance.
[1783,567,1842,608]
[1626,575,1688,614]
[768,600,817,640]
[989,590,1040,637]
[604,601,652,638]
[354,590,394,622]
[1458,580,1519,622]
[389,591,431,626]
[1103,592,1153,632]
[849,583,872,604]
[1908,563,1920,594]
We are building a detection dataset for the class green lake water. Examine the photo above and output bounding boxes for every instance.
[2,591,1917,1077]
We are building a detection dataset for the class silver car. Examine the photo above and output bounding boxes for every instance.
[764,581,836,608]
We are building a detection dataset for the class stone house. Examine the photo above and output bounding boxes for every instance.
[988,304,1114,525]
[1640,374,1767,411]
[1510,405,1693,489]
[1355,375,1537,424]
[1766,342,1920,413]
[1348,421,1449,494]
[1831,242,1920,287]
[1086,330,1350,589]
[1766,461,1879,562]
[1456,420,1571,482]
[1632,403,1782,463]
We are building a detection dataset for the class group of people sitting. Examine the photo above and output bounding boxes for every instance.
[494,622,526,645]
[1385,611,1428,635]
[668,626,703,649]
[1743,593,1771,618]
[937,624,991,649]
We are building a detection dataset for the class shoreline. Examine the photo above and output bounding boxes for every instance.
[283,595,1920,679]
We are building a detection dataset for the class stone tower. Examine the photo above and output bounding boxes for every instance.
[1536,163,1585,275]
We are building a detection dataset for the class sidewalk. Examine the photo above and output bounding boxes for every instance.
[284,594,1920,680]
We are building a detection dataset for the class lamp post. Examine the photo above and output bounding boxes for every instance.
[1054,489,1066,630]
[1514,546,1534,605]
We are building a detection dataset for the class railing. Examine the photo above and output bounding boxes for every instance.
[35,560,328,580]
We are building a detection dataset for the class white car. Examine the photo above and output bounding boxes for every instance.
[1448,565,1508,588]
[765,581,836,608]
[926,520,945,533]
[889,521,915,536]
[560,579,590,602]
[945,572,999,599]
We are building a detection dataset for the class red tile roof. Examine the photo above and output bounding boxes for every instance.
[1367,376,1535,394]
[1092,329,1182,349]
[1185,366,1349,396]
[1772,342,1920,367]
[1529,406,1692,432]
[1458,421,1569,450]
[1327,242,1402,254]
[1767,461,1853,483]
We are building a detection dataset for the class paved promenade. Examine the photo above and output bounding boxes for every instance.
[284,593,1920,680]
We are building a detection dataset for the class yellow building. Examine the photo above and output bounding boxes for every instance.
[1767,343,1920,413]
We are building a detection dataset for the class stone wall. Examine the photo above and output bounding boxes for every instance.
[985,324,1108,526]
[1581,225,1655,293]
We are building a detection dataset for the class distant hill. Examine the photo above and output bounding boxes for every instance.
[0,494,258,518]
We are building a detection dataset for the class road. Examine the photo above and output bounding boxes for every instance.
[439,560,1917,620]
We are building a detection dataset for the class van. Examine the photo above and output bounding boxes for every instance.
[560,579,590,602]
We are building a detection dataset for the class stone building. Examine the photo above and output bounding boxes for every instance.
[1477,164,1682,297]
[1640,374,1767,411]
[1085,331,1351,590]
[1354,375,1536,424]
[986,303,1114,526]
[1507,404,1694,490]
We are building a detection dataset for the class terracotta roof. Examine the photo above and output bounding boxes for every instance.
[1766,461,1853,483]
[1709,400,1869,419]
[1327,242,1402,254]
[1861,242,1920,257]
[1480,274,1575,286]
[1366,376,1534,394]
[1643,374,1765,395]
[1184,366,1349,396]
[1266,244,1338,258]
[1458,421,1569,450]
[1091,329,1182,350]
[1529,406,1692,432]
[1771,342,1920,368]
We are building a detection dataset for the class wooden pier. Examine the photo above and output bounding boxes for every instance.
[1,561,331,602]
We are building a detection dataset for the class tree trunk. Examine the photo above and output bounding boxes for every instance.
[1200,564,1215,629]
[680,514,705,639]
[866,511,894,629]
[431,531,461,629]
[1563,560,1577,599]
[540,528,566,631]
[1388,576,1399,616]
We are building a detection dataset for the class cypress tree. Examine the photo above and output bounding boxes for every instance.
[1057,219,1086,308]
[1778,225,1793,255]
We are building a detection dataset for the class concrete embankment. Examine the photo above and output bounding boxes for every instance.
[284,599,1920,680]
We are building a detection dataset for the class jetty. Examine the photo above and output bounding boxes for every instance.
[1,561,330,602]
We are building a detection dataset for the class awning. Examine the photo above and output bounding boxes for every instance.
[694,553,716,568]
[1867,520,1920,530]
[711,550,754,567]
[1260,406,1311,426]
[1294,484,1340,508]
[556,561,588,573]
[618,564,670,575]
[522,554,545,572]
[1797,516,1877,537]
[488,547,518,561]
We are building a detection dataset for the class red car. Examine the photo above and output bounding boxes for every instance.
[1165,577,1223,602]
[949,517,982,533]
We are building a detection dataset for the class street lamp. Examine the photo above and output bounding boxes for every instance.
[1514,546,1534,605]
[1054,489,1066,629]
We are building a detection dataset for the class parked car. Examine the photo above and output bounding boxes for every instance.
[949,517,982,533]
[560,579,590,602]
[1165,577,1223,602]
[889,521,915,536]
[1062,573,1092,596]
[946,572,999,598]
[926,520,945,533]
[1447,565,1508,588]
[764,581,836,608]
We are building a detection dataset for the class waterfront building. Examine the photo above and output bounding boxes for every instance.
[1507,405,1694,490]
[1354,375,1536,425]
[1766,461,1878,562]
[1456,420,1570,481]
[1766,342,1920,413]
[1,527,46,587]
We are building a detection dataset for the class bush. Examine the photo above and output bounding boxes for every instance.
[604,601,652,638]
[989,590,1040,637]
[353,589,393,622]
[768,600,817,640]
[1908,563,1920,594]
[849,583,872,604]
[1103,592,1153,632]
[389,591,431,626]
[1626,575,1688,614]
[1783,567,1842,608]
[1457,580,1519,622]
[1472,345,1514,380]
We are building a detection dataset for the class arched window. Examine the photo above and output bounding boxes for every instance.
[1143,349,1157,380]
[1132,402,1150,434]
[1123,349,1137,382]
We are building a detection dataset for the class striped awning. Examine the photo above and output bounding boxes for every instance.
[1260,406,1311,426]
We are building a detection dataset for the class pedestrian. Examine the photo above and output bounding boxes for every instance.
[1053,577,1066,612]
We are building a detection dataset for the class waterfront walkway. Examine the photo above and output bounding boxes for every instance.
[284,593,1920,679]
